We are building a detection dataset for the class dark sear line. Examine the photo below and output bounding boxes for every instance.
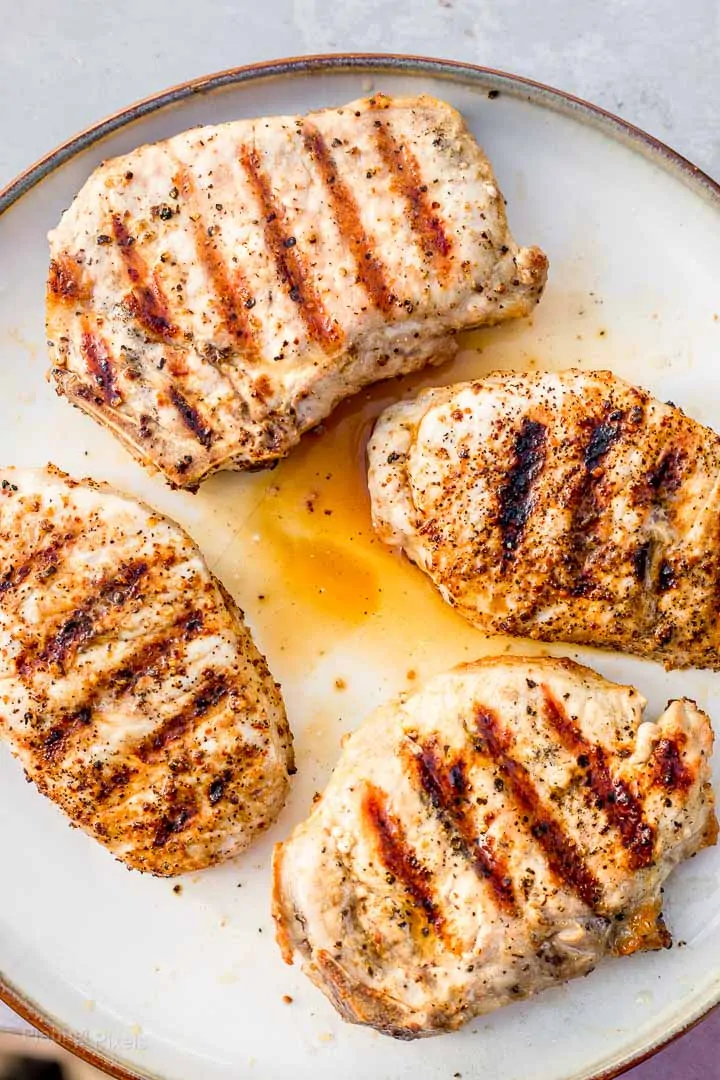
[542,688,656,869]
[363,782,446,934]
[472,705,603,910]
[47,254,90,303]
[111,215,178,340]
[80,326,122,406]
[564,408,627,596]
[16,560,149,677]
[169,387,214,449]
[301,124,394,313]
[173,166,263,357]
[649,735,693,794]
[0,530,79,598]
[408,739,517,915]
[645,447,686,500]
[372,120,452,268]
[41,610,205,763]
[498,418,547,562]
[137,670,230,763]
[154,798,198,848]
[239,146,343,349]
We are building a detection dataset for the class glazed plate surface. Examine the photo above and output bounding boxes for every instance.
[1,55,719,1080]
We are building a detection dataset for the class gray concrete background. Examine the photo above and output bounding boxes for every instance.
[1,0,719,188]
[0,0,719,1075]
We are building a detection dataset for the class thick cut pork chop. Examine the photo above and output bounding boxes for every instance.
[369,369,720,670]
[0,466,293,874]
[46,94,547,489]
[273,657,716,1038]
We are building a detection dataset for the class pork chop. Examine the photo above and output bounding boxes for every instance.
[0,466,293,874]
[47,94,547,488]
[273,656,716,1038]
[369,369,720,669]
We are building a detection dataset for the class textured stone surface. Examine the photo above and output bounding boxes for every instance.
[0,0,719,1075]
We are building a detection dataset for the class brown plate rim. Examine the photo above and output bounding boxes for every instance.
[0,50,718,1080]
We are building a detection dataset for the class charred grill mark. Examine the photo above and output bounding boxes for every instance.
[363,782,445,932]
[173,167,262,356]
[16,561,149,676]
[169,387,214,449]
[633,541,651,582]
[649,736,693,793]
[643,447,686,501]
[111,215,177,340]
[154,800,198,848]
[302,124,394,313]
[583,417,623,473]
[239,147,343,348]
[0,533,77,597]
[410,741,517,915]
[373,120,452,266]
[40,611,205,763]
[498,418,547,560]
[564,410,626,594]
[80,328,122,406]
[542,689,656,869]
[137,671,230,763]
[473,705,603,909]
[43,706,93,763]
[47,254,90,303]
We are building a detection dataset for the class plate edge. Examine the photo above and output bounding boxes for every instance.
[1,49,719,1080]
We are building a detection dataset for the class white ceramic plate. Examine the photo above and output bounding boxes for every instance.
[1,55,719,1080]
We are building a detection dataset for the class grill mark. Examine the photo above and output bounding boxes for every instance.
[40,611,205,763]
[173,166,263,357]
[410,741,517,915]
[0,531,80,598]
[80,327,122,406]
[373,121,452,266]
[473,705,603,909]
[498,418,547,560]
[584,416,623,473]
[154,799,198,848]
[649,737,693,793]
[644,448,686,501]
[47,254,90,303]
[137,671,230,763]
[301,124,394,313]
[542,689,656,869]
[565,411,625,595]
[168,387,214,449]
[16,560,149,676]
[363,782,444,932]
[239,146,342,348]
[111,215,177,340]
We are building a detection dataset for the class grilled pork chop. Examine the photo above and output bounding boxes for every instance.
[46,94,547,489]
[369,369,720,670]
[0,466,293,874]
[273,656,716,1038]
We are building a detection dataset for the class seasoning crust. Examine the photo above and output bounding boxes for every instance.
[0,465,293,874]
